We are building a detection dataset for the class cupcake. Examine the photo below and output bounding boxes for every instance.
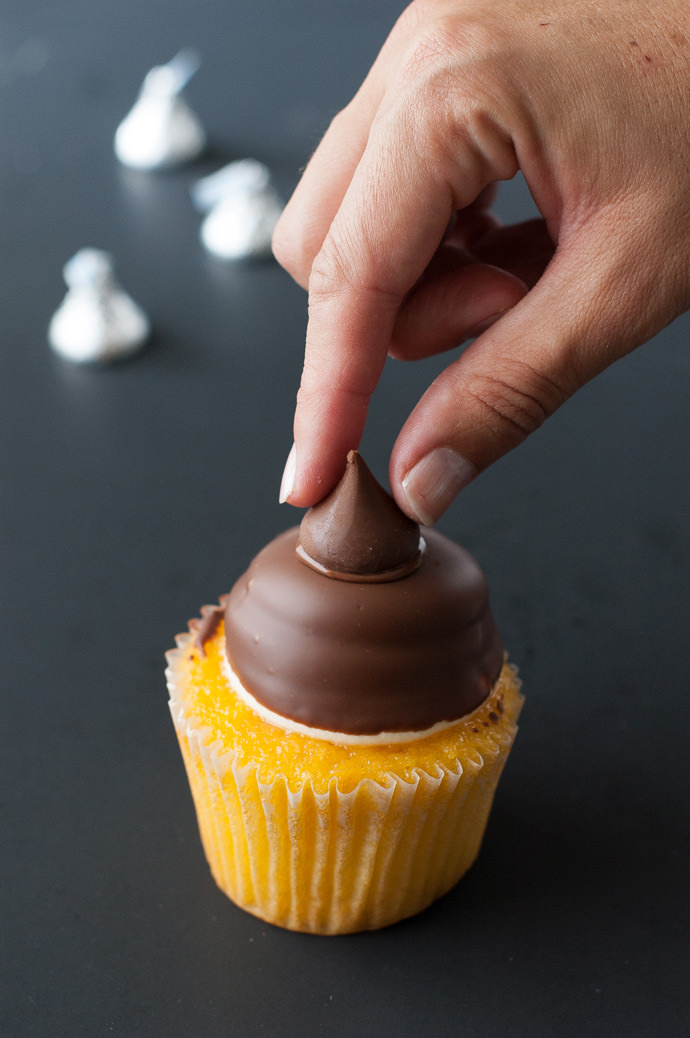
[166,452,522,934]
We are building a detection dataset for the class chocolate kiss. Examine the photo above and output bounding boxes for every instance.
[297,450,422,580]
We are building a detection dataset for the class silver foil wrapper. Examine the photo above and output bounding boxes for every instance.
[114,50,206,170]
[48,249,151,364]
[192,159,283,260]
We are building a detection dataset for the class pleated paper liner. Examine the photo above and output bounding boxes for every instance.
[166,618,523,934]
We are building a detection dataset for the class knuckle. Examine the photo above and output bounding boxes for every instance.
[308,235,353,300]
[308,233,398,307]
[389,0,442,45]
[389,19,518,191]
[271,216,311,283]
[270,219,295,269]
[297,353,374,414]
[397,26,453,84]
[396,12,502,89]
[465,360,568,442]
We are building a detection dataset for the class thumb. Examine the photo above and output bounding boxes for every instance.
[389,220,670,524]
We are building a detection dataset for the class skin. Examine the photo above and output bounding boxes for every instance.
[273,0,690,524]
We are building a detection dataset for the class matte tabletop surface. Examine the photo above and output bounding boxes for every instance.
[2,2,689,1035]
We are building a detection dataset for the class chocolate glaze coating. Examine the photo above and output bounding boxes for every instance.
[224,526,504,734]
[191,601,226,656]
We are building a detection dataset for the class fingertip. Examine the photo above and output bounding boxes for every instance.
[391,446,476,525]
[279,439,355,509]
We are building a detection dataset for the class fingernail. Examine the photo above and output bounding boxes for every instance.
[401,447,475,525]
[466,308,509,339]
[279,443,297,504]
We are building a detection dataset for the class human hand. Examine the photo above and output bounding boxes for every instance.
[274,0,690,523]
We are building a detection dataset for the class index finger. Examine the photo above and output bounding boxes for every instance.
[285,90,516,505]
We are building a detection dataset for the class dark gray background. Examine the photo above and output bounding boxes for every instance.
[2,2,689,1035]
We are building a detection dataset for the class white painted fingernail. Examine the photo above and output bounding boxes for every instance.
[401,447,475,525]
[279,443,297,503]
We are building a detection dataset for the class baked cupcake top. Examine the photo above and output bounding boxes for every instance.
[221,452,503,736]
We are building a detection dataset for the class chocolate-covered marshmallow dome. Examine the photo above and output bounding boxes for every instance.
[223,452,503,735]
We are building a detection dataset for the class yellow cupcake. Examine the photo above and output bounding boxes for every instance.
[167,453,523,934]
[167,620,521,934]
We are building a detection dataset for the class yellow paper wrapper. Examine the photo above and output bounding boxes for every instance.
[166,622,523,934]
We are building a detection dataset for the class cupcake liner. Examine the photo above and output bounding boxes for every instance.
[167,633,522,934]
